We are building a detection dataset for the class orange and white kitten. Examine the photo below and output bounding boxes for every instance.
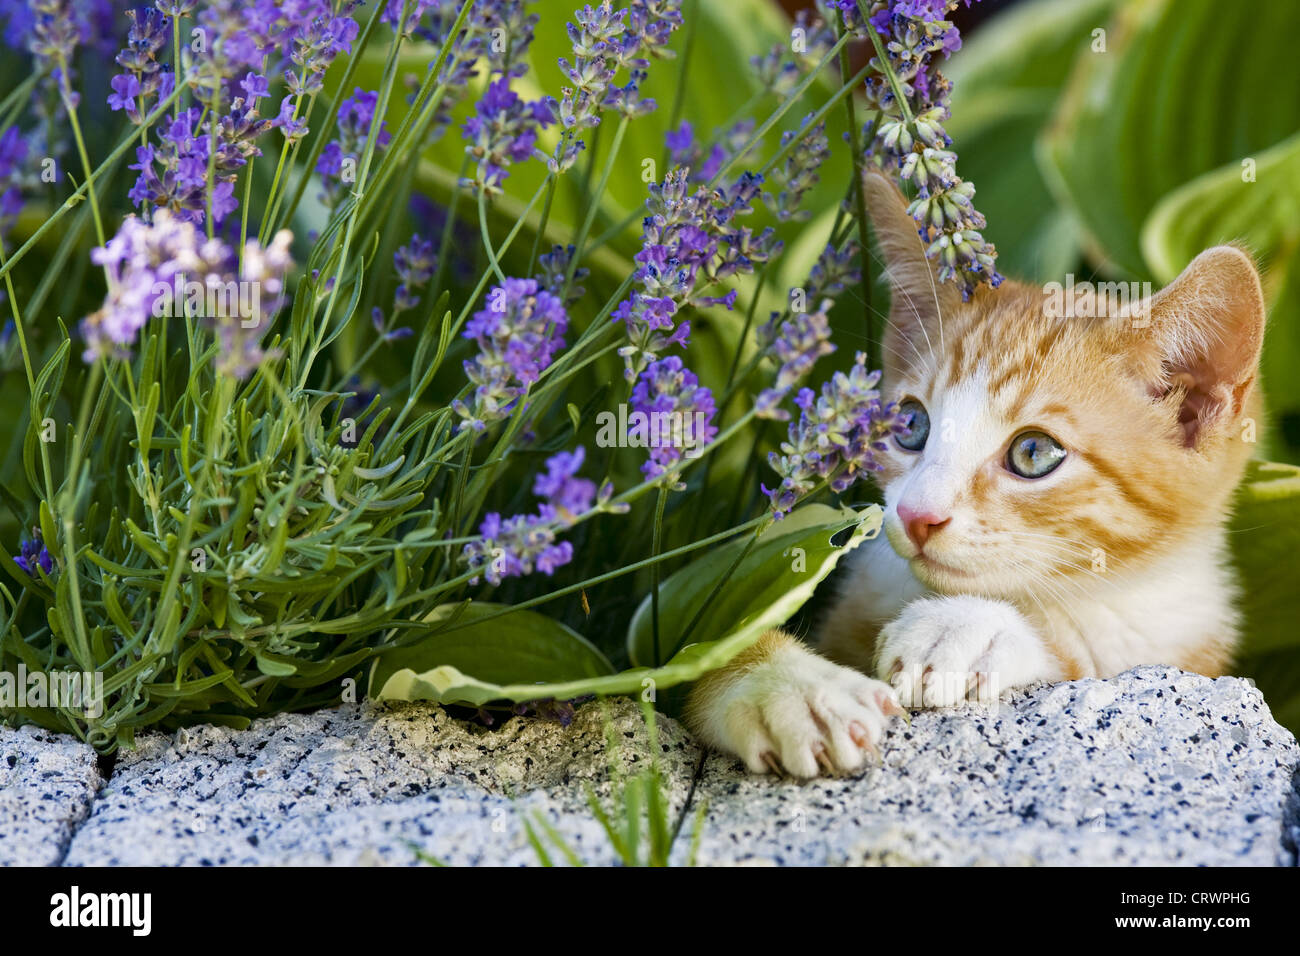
[685,171,1266,778]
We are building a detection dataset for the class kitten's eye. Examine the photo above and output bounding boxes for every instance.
[1007,430,1067,478]
[896,399,929,451]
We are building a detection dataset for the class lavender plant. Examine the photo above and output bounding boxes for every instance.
[0,0,992,749]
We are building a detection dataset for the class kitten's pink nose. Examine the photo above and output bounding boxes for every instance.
[898,504,950,550]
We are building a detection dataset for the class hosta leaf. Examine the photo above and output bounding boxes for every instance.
[369,602,615,703]
[1039,0,1300,279]
[1139,132,1300,453]
[1229,460,1300,736]
[626,502,882,668]
[371,504,879,708]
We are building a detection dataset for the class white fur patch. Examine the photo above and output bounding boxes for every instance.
[874,594,1062,707]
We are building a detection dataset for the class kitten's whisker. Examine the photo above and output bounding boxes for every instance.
[998,530,1132,570]
[898,218,946,356]
[1020,566,1097,642]
[1001,555,1066,651]
[876,338,926,381]
[839,286,929,380]
[994,536,1131,597]
[864,243,937,367]
[876,308,930,377]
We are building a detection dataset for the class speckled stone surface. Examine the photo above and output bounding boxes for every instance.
[62,696,700,866]
[689,667,1300,866]
[5,665,1298,866]
[0,725,102,865]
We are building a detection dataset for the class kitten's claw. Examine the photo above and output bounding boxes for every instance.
[876,595,1058,708]
[708,645,901,779]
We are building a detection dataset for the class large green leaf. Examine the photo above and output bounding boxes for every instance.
[372,503,880,707]
[373,621,780,709]
[368,601,615,700]
[1039,0,1300,279]
[1229,461,1300,735]
[944,0,1120,283]
[627,502,882,667]
[1140,131,1300,284]
[1139,132,1300,455]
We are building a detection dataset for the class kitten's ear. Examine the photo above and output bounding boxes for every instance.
[863,170,959,373]
[1130,245,1265,449]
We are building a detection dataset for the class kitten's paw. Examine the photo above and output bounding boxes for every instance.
[711,646,902,779]
[875,595,1058,708]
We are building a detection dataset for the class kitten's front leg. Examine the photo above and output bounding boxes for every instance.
[684,629,903,778]
[875,595,1063,707]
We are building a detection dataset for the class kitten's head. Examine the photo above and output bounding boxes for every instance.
[862,171,1265,598]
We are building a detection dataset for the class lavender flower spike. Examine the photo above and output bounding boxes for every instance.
[845,0,1000,300]
[452,278,569,433]
[763,351,906,518]
[628,356,718,483]
[462,447,597,585]
[755,298,837,420]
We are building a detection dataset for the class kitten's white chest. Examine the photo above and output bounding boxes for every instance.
[819,528,1239,681]
[1019,537,1239,678]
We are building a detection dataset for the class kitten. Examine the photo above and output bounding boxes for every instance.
[684,170,1266,778]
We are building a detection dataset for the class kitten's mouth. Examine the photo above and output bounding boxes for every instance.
[912,553,975,580]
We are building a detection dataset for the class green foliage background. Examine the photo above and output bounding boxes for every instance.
[2,0,1299,745]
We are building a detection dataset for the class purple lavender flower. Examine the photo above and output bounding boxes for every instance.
[380,0,439,38]
[548,0,683,173]
[81,210,212,359]
[807,241,862,300]
[273,96,308,142]
[317,89,391,207]
[478,0,540,79]
[532,446,597,520]
[664,120,694,162]
[23,0,115,161]
[14,530,54,577]
[220,228,293,378]
[452,278,569,432]
[534,244,588,306]
[127,103,263,225]
[755,298,837,420]
[80,209,293,377]
[107,73,141,113]
[108,7,171,124]
[603,67,656,118]
[613,168,780,378]
[185,0,358,109]
[462,447,597,585]
[628,356,718,481]
[750,3,836,95]
[285,3,360,99]
[409,193,477,283]
[387,0,537,147]
[763,352,906,518]
[662,118,752,185]
[392,234,436,315]
[0,125,27,235]
[764,114,829,222]
[371,306,414,342]
[847,0,999,299]
[461,77,552,195]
